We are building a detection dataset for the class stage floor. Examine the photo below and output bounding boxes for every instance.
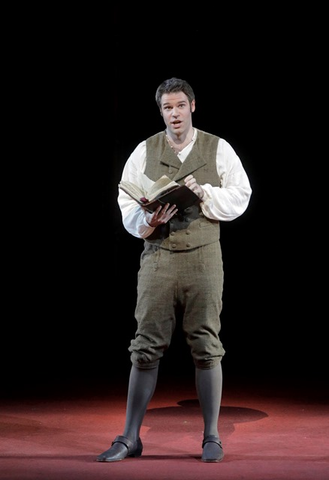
[0,375,328,480]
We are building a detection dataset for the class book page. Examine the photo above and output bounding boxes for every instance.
[119,172,152,202]
[147,175,179,201]
[119,182,144,202]
[119,173,179,204]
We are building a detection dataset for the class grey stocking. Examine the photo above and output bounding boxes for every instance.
[123,364,159,442]
[195,362,223,438]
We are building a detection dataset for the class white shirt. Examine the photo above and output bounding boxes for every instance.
[118,128,252,239]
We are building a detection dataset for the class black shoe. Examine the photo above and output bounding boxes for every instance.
[96,435,143,462]
[201,435,224,463]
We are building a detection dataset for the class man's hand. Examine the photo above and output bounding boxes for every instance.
[144,203,178,227]
[184,174,205,200]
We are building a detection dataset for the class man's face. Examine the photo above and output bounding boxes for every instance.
[160,92,195,136]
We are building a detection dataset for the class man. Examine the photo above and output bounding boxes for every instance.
[97,77,252,463]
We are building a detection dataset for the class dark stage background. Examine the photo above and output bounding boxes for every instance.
[3,7,326,398]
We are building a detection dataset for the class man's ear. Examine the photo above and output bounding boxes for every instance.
[191,99,196,113]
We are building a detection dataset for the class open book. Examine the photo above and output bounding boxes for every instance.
[119,174,200,213]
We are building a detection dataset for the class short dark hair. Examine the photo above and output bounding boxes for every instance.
[155,77,195,109]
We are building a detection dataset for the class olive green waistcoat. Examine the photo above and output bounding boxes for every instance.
[144,130,220,251]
